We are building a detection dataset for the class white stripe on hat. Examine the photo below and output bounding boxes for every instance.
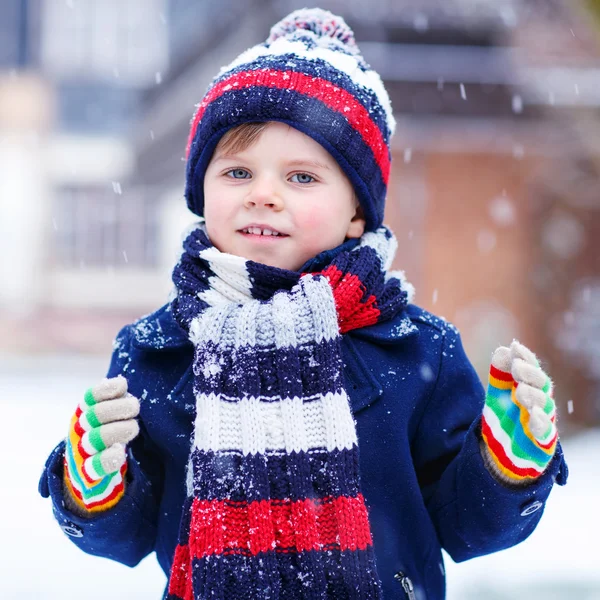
[218,37,396,136]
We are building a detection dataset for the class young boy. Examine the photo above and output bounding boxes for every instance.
[39,9,568,600]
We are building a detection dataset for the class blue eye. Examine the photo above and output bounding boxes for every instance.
[290,173,315,184]
[226,168,251,179]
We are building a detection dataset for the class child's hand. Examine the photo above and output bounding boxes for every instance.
[481,340,558,486]
[63,375,140,514]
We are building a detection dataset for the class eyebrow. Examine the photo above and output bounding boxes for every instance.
[286,159,331,171]
[212,156,331,170]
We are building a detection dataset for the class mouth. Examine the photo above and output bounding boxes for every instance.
[237,225,289,238]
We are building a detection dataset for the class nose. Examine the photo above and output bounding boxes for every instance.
[243,175,284,210]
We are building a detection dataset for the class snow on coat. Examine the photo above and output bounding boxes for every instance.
[39,301,568,599]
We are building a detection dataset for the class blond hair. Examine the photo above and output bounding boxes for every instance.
[216,122,270,155]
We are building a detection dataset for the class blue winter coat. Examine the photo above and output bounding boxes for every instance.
[39,301,568,599]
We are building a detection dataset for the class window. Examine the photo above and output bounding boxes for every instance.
[40,0,167,86]
[53,185,157,268]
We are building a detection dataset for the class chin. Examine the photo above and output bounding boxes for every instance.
[264,259,294,270]
[262,257,300,271]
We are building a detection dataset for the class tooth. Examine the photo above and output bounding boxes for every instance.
[251,227,261,235]
[263,229,273,236]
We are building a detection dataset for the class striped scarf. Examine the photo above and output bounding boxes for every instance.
[166,222,409,599]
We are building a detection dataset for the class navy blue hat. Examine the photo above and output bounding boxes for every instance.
[184,8,396,231]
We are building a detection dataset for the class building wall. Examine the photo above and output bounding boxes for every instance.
[385,149,540,376]
[384,144,596,427]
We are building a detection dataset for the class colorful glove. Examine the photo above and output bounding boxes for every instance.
[481,340,558,486]
[63,375,140,515]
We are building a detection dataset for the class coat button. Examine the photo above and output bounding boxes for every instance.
[61,521,83,537]
[520,500,543,516]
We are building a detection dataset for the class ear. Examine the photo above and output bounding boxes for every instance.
[345,204,366,239]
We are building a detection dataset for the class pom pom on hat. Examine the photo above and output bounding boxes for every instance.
[267,8,359,53]
[184,8,395,232]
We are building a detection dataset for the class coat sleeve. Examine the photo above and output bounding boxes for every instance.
[411,325,569,563]
[38,325,164,567]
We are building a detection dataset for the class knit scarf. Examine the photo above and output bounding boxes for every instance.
[166,222,409,600]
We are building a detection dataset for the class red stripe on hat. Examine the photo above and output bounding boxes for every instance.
[186,69,390,183]
[187,494,374,559]
[481,416,545,479]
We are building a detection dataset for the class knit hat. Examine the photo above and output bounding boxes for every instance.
[184,8,396,232]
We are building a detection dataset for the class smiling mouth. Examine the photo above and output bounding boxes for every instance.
[239,227,289,237]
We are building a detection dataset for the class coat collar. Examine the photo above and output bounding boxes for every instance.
[349,312,418,344]
[342,312,419,413]
[131,304,191,350]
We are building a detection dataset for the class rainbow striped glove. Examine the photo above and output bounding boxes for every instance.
[63,375,140,515]
[481,340,558,486]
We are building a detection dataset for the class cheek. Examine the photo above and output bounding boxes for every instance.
[294,208,331,247]
[299,208,323,230]
[296,203,350,237]
[203,188,234,247]
[204,201,221,224]
[204,185,234,224]
[203,182,217,217]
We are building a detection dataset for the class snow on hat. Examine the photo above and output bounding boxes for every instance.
[184,8,396,231]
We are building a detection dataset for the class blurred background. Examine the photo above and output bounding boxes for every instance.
[1,0,599,598]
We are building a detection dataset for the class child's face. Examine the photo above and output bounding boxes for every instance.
[203,122,365,271]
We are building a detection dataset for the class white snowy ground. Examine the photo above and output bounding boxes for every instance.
[0,354,597,600]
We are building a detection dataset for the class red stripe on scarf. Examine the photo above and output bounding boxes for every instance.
[319,265,381,333]
[186,494,374,558]
[186,69,390,183]
[168,543,193,600]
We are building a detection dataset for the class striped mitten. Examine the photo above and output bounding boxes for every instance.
[63,375,140,515]
[481,340,558,486]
